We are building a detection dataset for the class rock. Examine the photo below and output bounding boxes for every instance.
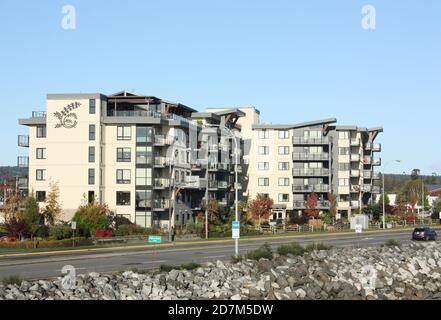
[295,288,307,299]
[230,294,242,300]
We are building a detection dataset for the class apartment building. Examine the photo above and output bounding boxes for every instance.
[18,91,243,229]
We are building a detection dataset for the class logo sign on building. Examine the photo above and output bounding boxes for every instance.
[148,235,162,244]
[355,224,363,233]
[54,102,81,129]
[232,221,240,239]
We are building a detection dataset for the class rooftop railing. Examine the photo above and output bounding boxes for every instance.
[32,111,46,118]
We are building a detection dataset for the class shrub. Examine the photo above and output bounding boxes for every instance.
[246,243,273,261]
[0,237,92,249]
[95,229,114,237]
[305,243,332,252]
[231,255,243,263]
[1,275,22,286]
[181,262,201,270]
[159,264,178,272]
[383,239,400,247]
[35,225,50,239]
[49,223,73,240]
[4,218,28,239]
[114,224,161,236]
[406,216,417,224]
[72,202,110,237]
[277,242,306,256]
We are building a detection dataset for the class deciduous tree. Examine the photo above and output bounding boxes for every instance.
[305,192,319,219]
[43,181,62,226]
[249,195,273,228]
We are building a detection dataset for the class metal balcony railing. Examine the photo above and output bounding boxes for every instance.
[154,135,175,146]
[18,135,29,147]
[292,184,329,193]
[293,200,330,209]
[17,156,29,168]
[292,137,329,145]
[363,171,372,179]
[293,153,329,161]
[292,168,329,177]
[153,157,172,167]
[366,143,382,152]
[18,178,28,190]
[152,199,170,210]
[32,111,47,118]
[153,178,170,189]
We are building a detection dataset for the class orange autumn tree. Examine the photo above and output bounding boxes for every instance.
[305,192,320,219]
[249,194,274,228]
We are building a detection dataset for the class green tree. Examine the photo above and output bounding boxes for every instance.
[433,199,441,214]
[23,196,41,238]
[378,194,390,208]
[411,169,421,181]
[72,201,110,237]
[43,181,62,226]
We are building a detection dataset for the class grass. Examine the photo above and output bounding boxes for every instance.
[305,243,333,252]
[246,243,273,261]
[231,255,243,263]
[159,262,202,272]
[1,275,23,286]
[277,242,306,256]
[383,239,401,247]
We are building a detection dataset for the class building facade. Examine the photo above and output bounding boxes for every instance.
[18,91,243,229]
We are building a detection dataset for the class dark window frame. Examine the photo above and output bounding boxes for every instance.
[36,169,46,181]
[36,191,46,202]
[117,147,131,162]
[89,146,95,163]
[116,191,131,206]
[116,169,131,184]
[89,125,96,141]
[89,99,96,114]
[36,125,46,138]
[88,168,95,185]
[36,148,46,159]
[117,126,132,141]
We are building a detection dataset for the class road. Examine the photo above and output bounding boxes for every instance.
[0,228,435,280]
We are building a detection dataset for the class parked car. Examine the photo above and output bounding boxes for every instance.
[412,227,438,241]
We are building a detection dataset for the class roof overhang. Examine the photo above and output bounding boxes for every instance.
[252,118,337,130]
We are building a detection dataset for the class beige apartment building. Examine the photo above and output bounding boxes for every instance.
[18,91,244,229]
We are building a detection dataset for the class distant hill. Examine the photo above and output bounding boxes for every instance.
[384,174,441,193]
[0,166,28,183]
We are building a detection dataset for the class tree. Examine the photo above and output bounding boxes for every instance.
[5,217,28,239]
[433,198,441,215]
[207,199,220,224]
[2,190,22,221]
[23,196,41,238]
[411,169,421,181]
[305,192,319,219]
[327,192,337,218]
[378,194,390,208]
[43,181,62,226]
[249,194,273,228]
[410,195,417,214]
[72,201,110,237]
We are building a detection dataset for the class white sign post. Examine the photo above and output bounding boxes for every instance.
[232,221,240,239]
[71,221,77,247]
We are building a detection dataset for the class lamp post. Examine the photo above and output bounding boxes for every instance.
[382,160,401,229]
[168,149,179,242]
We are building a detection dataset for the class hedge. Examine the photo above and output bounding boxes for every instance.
[0,237,92,249]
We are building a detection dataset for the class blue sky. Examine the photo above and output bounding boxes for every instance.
[1,0,440,174]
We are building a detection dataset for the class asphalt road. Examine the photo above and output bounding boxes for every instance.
[0,228,437,280]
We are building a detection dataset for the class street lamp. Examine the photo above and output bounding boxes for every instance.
[168,149,179,242]
[382,160,401,229]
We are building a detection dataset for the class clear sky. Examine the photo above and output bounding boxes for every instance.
[1,0,440,175]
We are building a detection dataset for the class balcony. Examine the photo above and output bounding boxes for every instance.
[153,157,172,168]
[366,143,382,152]
[373,158,382,166]
[218,181,229,189]
[350,154,360,162]
[208,163,231,171]
[154,135,175,146]
[191,162,202,171]
[32,111,47,118]
[372,186,381,194]
[361,185,373,192]
[17,156,29,168]
[351,200,360,208]
[231,165,242,173]
[292,137,329,145]
[363,171,372,179]
[292,168,329,177]
[18,178,28,190]
[372,172,380,180]
[292,184,329,193]
[208,181,219,190]
[153,178,170,189]
[293,200,330,209]
[152,199,170,211]
[293,153,329,161]
[350,139,360,146]
[351,185,360,193]
[18,135,29,147]
[350,170,360,177]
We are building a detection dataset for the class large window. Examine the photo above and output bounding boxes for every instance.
[278,146,290,155]
[36,125,46,138]
[258,130,269,139]
[136,190,152,210]
[117,126,131,141]
[36,169,46,181]
[89,125,96,141]
[278,194,289,202]
[116,191,131,206]
[89,146,95,163]
[136,126,153,143]
[135,212,152,228]
[88,168,95,185]
[338,131,350,140]
[116,169,131,184]
[278,130,289,139]
[304,130,321,138]
[89,99,96,114]
[258,178,269,186]
[278,178,290,186]
[117,148,131,162]
[136,146,152,164]
[258,146,269,155]
[36,148,46,159]
[278,162,290,171]
[136,168,152,186]
[258,162,269,171]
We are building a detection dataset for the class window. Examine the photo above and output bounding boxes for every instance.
[339,178,349,186]
[258,146,269,155]
[278,178,290,186]
[279,162,290,171]
[306,162,323,169]
[116,191,131,206]
[136,126,153,143]
[89,99,96,114]
[117,148,131,162]
[278,194,289,202]
[338,131,349,140]
[307,146,323,154]
[304,130,321,138]
[136,168,152,186]
[36,169,46,181]
[339,147,349,155]
[258,162,269,170]
[258,178,269,186]
[36,126,46,138]
[36,148,46,159]
[89,146,95,163]
[278,146,289,155]
[339,163,350,171]
[36,191,46,202]
[278,130,289,139]
[117,126,131,141]
[88,168,95,185]
[135,212,152,228]
[258,130,269,139]
[116,169,131,184]
[88,191,95,204]
[136,146,152,164]
[89,125,96,141]
[136,190,152,210]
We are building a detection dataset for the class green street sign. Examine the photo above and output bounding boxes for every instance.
[148,235,162,244]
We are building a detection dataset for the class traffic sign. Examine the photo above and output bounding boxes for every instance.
[355,224,363,233]
[148,235,162,244]
[71,221,77,230]
[232,221,240,239]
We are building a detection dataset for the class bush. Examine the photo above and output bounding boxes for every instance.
[431,212,440,220]
[4,218,28,239]
[181,262,201,270]
[277,242,306,256]
[35,225,50,238]
[72,202,110,238]
[1,275,22,286]
[246,243,273,261]
[114,224,161,236]
[383,239,400,247]
[231,255,243,263]
[406,216,417,224]
[159,264,178,272]
[49,223,73,240]
[0,237,92,249]
[95,229,113,237]
[305,243,332,252]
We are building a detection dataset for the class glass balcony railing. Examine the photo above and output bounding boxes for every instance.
[17,156,29,168]
[32,111,46,118]
[293,200,330,209]
[292,137,329,145]
[153,178,170,189]
[18,135,29,147]
[152,199,170,210]
[292,168,329,177]
[292,184,329,193]
[293,153,329,161]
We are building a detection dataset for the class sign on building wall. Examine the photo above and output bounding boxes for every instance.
[54,102,81,129]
